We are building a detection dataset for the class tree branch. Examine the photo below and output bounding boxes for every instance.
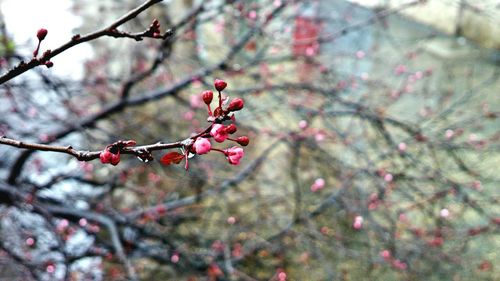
[0,0,167,85]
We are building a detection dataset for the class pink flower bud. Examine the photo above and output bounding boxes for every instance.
[46,262,56,274]
[398,142,407,152]
[227,98,244,112]
[45,61,54,68]
[298,120,308,129]
[210,124,228,143]
[236,136,249,146]
[311,178,325,192]
[202,90,213,105]
[193,137,211,155]
[380,250,391,259]
[26,237,36,247]
[110,152,120,166]
[225,124,237,134]
[225,146,244,165]
[440,208,450,218]
[384,173,393,182]
[37,28,48,41]
[100,150,112,164]
[353,215,363,230]
[214,79,227,91]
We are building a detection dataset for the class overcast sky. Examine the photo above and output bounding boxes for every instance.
[1,0,93,79]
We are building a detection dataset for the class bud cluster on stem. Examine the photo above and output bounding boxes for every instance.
[33,28,54,68]
[99,79,249,170]
[161,79,250,169]
[150,19,162,38]
[100,140,137,166]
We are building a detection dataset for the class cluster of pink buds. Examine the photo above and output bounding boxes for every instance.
[197,79,248,166]
[100,140,136,166]
[161,79,249,169]
[99,80,248,170]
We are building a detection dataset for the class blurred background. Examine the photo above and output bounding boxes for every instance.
[0,0,499,280]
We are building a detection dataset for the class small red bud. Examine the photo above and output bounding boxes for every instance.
[110,152,120,166]
[45,61,54,68]
[156,205,167,215]
[214,79,227,92]
[100,150,112,164]
[37,28,48,41]
[236,136,249,146]
[225,124,237,134]
[202,90,213,105]
[213,107,224,117]
[227,98,244,112]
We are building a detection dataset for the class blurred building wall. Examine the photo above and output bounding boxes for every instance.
[348,0,500,49]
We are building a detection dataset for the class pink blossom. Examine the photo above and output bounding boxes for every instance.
[227,98,244,111]
[415,71,423,79]
[26,237,35,246]
[353,215,363,230]
[171,254,179,263]
[79,218,88,227]
[398,142,407,152]
[384,173,393,182]
[46,263,56,274]
[278,271,287,281]
[214,79,227,92]
[445,129,454,139]
[440,208,450,218]
[210,124,228,142]
[380,250,391,260]
[315,131,326,142]
[399,213,408,222]
[100,149,120,166]
[394,64,407,75]
[298,120,308,129]
[193,138,211,155]
[37,28,48,41]
[225,146,244,165]
[202,90,213,105]
[248,10,257,20]
[57,219,69,232]
[311,178,325,192]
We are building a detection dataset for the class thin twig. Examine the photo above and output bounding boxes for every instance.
[0,0,167,85]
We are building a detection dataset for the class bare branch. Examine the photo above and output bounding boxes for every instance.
[0,0,168,85]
